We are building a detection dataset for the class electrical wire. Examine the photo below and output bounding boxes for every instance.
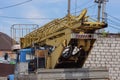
[91,4,97,17]
[71,4,96,14]
[0,16,55,20]
[0,0,32,9]
[71,0,96,16]
[107,15,120,30]
[107,17,120,30]
[107,13,120,22]
[71,0,93,11]
[109,25,120,30]
[108,18,120,27]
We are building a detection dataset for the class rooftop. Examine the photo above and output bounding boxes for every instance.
[0,32,13,51]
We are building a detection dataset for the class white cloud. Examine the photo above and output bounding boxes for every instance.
[19,5,49,25]
[26,7,44,18]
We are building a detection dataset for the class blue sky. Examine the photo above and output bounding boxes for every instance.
[0,0,120,36]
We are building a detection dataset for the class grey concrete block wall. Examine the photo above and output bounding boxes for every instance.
[83,38,120,80]
[0,77,7,80]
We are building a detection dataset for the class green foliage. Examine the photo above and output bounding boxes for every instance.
[102,30,109,37]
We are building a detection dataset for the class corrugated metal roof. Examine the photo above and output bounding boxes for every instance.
[0,32,13,51]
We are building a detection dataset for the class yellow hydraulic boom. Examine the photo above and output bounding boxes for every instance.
[20,8,107,69]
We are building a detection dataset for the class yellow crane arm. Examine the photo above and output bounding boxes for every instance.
[20,8,107,69]
[20,8,107,48]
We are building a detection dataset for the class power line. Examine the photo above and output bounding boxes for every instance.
[71,4,96,14]
[71,0,93,11]
[109,25,120,30]
[107,18,120,30]
[0,0,32,9]
[0,16,55,20]
[108,18,120,27]
[107,13,120,22]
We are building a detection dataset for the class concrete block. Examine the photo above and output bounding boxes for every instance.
[114,50,120,53]
[114,68,119,71]
[115,38,120,41]
[17,62,28,74]
[103,49,109,52]
[112,59,117,62]
[85,60,90,64]
[98,44,103,47]
[101,58,106,62]
[107,41,112,43]
[117,58,120,62]
[117,41,120,43]
[117,77,120,80]
[96,41,102,43]
[112,41,118,44]
[92,49,99,52]
[100,62,105,64]
[109,38,116,41]
[96,54,101,57]
[36,68,109,80]
[0,77,7,80]
[96,64,102,67]
[101,52,106,55]
[113,62,119,65]
[85,64,91,67]
[98,49,104,52]
[111,44,116,47]
[115,46,120,49]
[93,43,98,47]
[103,43,109,47]
[85,37,120,80]
[108,49,114,52]
[106,64,111,68]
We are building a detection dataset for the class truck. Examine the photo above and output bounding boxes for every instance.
[8,48,109,80]
[8,0,109,80]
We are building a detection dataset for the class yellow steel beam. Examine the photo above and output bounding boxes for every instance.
[20,8,107,48]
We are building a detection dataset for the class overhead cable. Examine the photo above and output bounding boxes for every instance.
[71,0,93,11]
[0,16,55,20]
[108,18,120,27]
[0,0,32,9]
[71,4,96,14]
[109,25,120,30]
[107,13,120,22]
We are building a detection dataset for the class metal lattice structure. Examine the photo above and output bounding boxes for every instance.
[19,9,107,69]
[20,9,107,48]
[11,24,39,45]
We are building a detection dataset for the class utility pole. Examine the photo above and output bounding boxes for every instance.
[95,0,108,33]
[67,0,72,27]
[95,0,108,22]
[95,0,102,22]
[102,0,108,22]
[68,0,71,16]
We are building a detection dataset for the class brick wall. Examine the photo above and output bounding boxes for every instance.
[83,38,120,80]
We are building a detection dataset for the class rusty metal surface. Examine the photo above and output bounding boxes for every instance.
[0,63,15,77]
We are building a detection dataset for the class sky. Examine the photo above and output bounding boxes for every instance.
[0,0,120,37]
